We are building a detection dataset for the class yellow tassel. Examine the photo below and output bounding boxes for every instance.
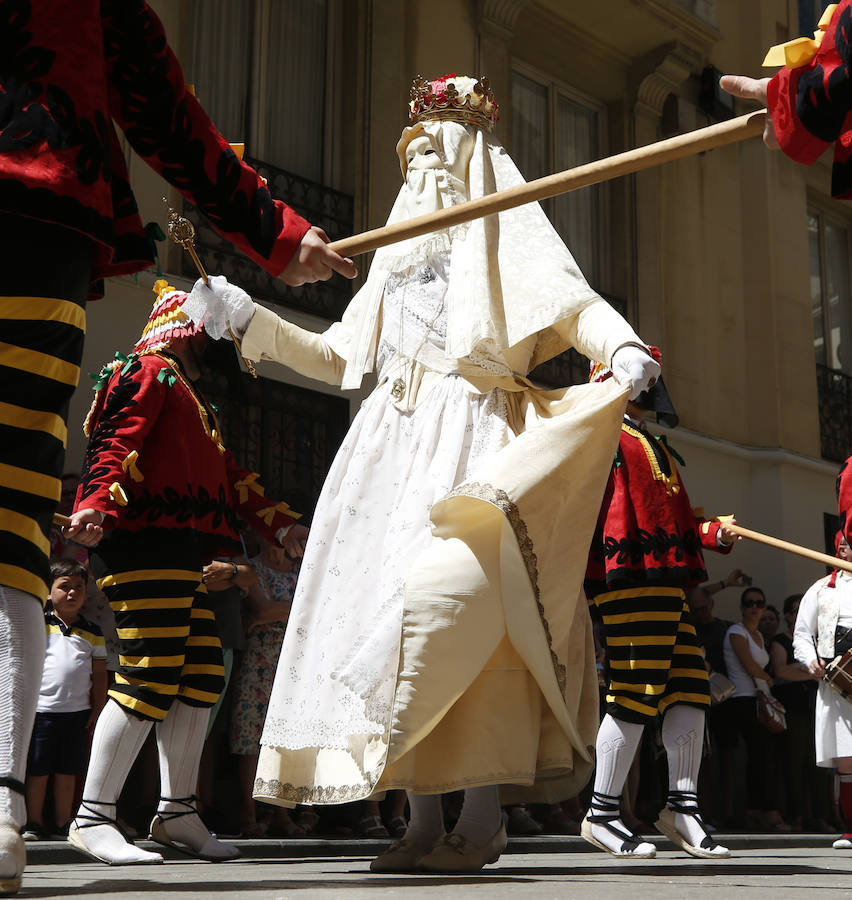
[763,3,837,69]
[121,450,144,483]
[256,501,302,526]
[234,472,265,504]
[210,429,227,455]
[109,483,128,507]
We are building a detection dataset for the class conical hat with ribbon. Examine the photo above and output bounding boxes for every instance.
[82,280,204,437]
[132,279,204,356]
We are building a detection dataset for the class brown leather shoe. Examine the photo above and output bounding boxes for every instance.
[417,821,508,874]
[369,834,440,873]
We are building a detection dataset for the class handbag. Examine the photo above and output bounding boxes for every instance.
[756,691,786,734]
[708,670,735,705]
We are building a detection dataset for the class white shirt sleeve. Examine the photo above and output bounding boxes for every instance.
[793,580,820,666]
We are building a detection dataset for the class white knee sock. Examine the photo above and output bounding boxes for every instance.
[74,699,159,863]
[662,703,704,794]
[661,704,721,850]
[452,785,503,846]
[405,792,444,846]
[592,714,645,800]
[587,714,652,854]
[155,701,236,858]
[0,586,45,829]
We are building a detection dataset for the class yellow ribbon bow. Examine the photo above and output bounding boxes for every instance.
[763,4,837,69]
[235,472,265,504]
[256,501,301,526]
[121,450,144,483]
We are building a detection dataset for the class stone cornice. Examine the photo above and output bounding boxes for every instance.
[477,0,531,39]
[631,0,720,52]
[524,1,633,67]
[632,41,703,118]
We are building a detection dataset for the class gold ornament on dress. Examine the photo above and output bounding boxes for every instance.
[409,75,498,131]
[162,198,257,378]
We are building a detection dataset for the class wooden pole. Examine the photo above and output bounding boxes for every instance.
[727,523,852,575]
[328,110,767,259]
[53,513,71,528]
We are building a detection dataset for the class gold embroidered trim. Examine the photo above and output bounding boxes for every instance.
[444,481,567,696]
[621,423,680,497]
[253,777,374,805]
[154,354,223,448]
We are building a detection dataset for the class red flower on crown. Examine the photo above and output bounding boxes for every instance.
[409,74,498,130]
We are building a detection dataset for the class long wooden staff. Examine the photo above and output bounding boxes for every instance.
[727,523,852,575]
[50,111,766,531]
[329,109,767,258]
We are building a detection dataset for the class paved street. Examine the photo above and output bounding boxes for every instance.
[18,835,852,898]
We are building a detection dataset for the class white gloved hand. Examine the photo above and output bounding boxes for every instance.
[182,275,255,341]
[610,345,661,400]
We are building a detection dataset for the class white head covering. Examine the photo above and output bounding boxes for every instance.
[325,117,603,389]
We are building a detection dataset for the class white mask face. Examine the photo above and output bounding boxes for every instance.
[405,134,443,172]
[403,122,474,206]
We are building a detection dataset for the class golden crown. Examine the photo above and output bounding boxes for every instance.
[409,74,498,131]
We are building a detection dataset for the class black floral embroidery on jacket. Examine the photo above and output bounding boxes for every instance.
[78,358,143,502]
[0,0,112,184]
[797,5,852,143]
[121,483,240,533]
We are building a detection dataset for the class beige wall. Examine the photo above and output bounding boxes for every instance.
[72,0,845,600]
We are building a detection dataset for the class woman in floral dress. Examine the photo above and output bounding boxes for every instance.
[230,542,301,836]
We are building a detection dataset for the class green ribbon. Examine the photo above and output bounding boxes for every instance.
[89,369,110,392]
[157,367,177,387]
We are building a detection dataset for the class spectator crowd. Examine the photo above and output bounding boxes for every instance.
[22,475,847,843]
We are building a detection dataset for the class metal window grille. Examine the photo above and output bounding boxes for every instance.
[200,370,349,520]
[817,363,852,464]
[182,157,354,321]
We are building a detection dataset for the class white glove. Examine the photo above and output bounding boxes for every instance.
[610,345,661,400]
[182,275,255,341]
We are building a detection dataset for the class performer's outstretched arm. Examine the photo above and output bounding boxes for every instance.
[182,276,348,385]
[240,305,347,386]
[101,0,356,284]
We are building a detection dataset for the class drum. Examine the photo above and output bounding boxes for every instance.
[824,649,852,700]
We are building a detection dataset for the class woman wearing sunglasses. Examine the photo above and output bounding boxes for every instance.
[718,588,789,830]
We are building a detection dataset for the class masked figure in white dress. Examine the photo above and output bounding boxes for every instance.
[184,73,660,873]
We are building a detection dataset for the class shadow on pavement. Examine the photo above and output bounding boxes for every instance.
[495,862,852,878]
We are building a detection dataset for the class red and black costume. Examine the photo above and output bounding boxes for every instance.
[586,418,731,723]
[0,0,310,294]
[0,0,311,605]
[839,456,852,544]
[76,285,298,721]
[768,0,852,198]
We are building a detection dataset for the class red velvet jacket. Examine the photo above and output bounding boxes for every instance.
[74,352,297,558]
[839,456,852,543]
[768,0,852,198]
[585,419,731,597]
[0,0,310,297]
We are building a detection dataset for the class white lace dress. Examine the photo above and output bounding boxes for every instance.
[258,250,510,797]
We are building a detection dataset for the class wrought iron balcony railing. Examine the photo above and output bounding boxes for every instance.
[817,363,852,464]
[182,157,355,321]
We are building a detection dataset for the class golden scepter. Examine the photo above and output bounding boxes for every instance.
[163,198,257,378]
